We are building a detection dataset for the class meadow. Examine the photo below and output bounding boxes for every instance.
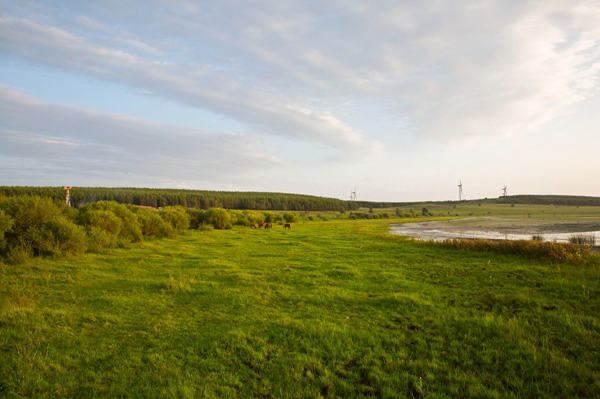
[1,215,599,398]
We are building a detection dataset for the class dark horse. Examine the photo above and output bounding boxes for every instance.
[264,223,272,229]
[284,223,291,229]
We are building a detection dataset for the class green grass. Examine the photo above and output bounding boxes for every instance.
[1,219,599,398]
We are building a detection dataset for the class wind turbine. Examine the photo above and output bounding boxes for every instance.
[350,187,357,201]
[458,180,463,201]
[502,185,507,198]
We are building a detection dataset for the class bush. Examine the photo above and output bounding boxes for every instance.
[0,210,13,251]
[36,217,87,256]
[77,209,122,249]
[134,208,174,238]
[186,208,206,229]
[159,206,190,233]
[78,201,142,243]
[230,210,248,226]
[263,212,274,223]
[283,212,298,223]
[204,208,232,229]
[0,196,87,258]
[86,225,118,252]
[244,210,265,225]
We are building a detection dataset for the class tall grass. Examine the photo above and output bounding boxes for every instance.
[432,238,593,264]
[568,234,596,245]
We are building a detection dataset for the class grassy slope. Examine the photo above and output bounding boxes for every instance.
[1,219,599,398]
[375,203,600,221]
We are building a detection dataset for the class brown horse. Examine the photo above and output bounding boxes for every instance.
[258,222,265,228]
[250,223,257,229]
[284,223,291,229]
[264,223,272,229]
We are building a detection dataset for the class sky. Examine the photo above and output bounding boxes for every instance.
[1,0,599,202]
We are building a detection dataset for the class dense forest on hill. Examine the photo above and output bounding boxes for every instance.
[1,187,599,210]
[0,186,359,211]
[357,194,600,208]
[494,195,600,206]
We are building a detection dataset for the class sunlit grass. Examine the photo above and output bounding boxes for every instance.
[1,219,599,397]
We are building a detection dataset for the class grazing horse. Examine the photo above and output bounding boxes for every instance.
[264,223,272,229]
[284,223,291,230]
[250,223,257,229]
[258,222,265,228]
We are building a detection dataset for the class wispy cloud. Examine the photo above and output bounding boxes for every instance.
[143,0,600,140]
[0,1,599,199]
[0,85,280,185]
[0,14,377,154]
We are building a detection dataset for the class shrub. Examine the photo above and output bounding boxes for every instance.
[205,208,232,229]
[159,206,190,233]
[0,210,13,251]
[78,201,142,243]
[263,212,274,223]
[229,210,247,226]
[0,196,87,259]
[134,208,175,238]
[86,225,119,252]
[244,210,265,225]
[186,208,206,229]
[77,209,123,249]
[283,212,298,223]
[531,235,544,242]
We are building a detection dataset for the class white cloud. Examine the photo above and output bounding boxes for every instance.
[142,0,600,140]
[0,85,281,185]
[1,1,599,198]
[2,2,598,145]
[0,14,376,154]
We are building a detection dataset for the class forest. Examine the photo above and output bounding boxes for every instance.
[0,186,359,211]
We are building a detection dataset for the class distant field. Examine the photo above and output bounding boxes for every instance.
[1,218,599,397]
[370,202,600,221]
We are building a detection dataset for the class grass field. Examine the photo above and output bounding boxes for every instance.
[1,216,599,398]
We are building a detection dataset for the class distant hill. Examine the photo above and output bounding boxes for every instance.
[0,186,359,211]
[495,195,600,206]
[357,194,600,208]
[1,186,599,210]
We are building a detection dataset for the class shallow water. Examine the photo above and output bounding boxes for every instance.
[390,219,600,243]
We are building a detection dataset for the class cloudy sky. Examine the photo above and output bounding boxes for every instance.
[1,1,599,201]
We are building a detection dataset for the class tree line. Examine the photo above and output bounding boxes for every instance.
[0,187,361,211]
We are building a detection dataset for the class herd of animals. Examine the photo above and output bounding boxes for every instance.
[250,222,292,229]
